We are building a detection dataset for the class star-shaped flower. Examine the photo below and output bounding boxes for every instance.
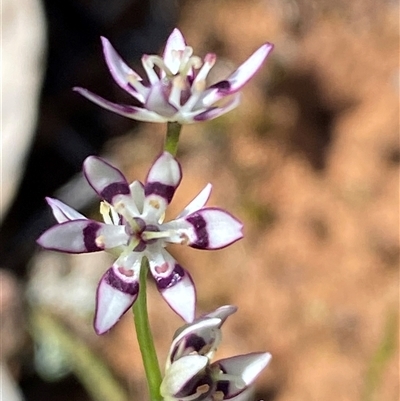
[37,152,243,334]
[74,28,273,124]
[161,305,271,401]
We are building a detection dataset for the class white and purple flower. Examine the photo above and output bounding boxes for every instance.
[74,28,273,124]
[161,305,271,401]
[37,152,243,334]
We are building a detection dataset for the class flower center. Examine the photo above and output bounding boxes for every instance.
[101,200,172,252]
[126,218,161,251]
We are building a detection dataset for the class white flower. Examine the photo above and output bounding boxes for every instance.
[74,28,273,124]
[38,153,243,334]
[161,306,271,401]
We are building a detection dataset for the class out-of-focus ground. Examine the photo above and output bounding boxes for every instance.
[2,0,399,400]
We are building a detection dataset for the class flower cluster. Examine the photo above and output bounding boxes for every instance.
[38,152,243,334]
[74,29,273,124]
[161,306,271,401]
[38,26,273,400]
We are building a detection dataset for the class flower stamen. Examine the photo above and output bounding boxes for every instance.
[95,235,105,248]
[179,53,202,77]
[169,76,186,108]
[142,230,171,241]
[113,201,142,232]
[144,55,173,78]
[212,391,224,401]
[196,383,210,395]
[100,202,113,225]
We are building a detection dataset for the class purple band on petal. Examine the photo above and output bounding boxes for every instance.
[186,214,209,249]
[100,182,130,204]
[209,80,231,93]
[193,108,218,122]
[83,222,103,251]
[156,264,184,290]
[104,268,139,295]
[171,334,206,362]
[186,334,207,353]
[145,182,175,203]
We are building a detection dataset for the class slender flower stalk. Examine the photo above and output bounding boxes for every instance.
[133,258,163,401]
[165,122,182,156]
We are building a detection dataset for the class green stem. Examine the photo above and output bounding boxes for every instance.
[132,258,163,401]
[164,122,182,156]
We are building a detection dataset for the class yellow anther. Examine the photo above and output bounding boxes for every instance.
[95,235,105,247]
[100,201,110,214]
[196,384,210,395]
[149,199,160,209]
[179,232,190,245]
[212,391,224,401]
[127,73,139,85]
[100,202,113,225]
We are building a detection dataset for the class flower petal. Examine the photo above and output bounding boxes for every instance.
[146,152,182,191]
[213,352,272,398]
[101,36,147,102]
[73,87,169,122]
[37,220,129,253]
[143,152,182,216]
[83,156,130,204]
[163,28,187,75]
[160,354,209,399]
[201,305,238,324]
[193,94,241,122]
[145,82,178,117]
[165,207,243,249]
[148,249,195,322]
[203,43,274,105]
[176,183,212,219]
[160,269,196,323]
[129,180,145,213]
[169,317,223,365]
[94,266,139,334]
[46,197,86,223]
[224,387,254,401]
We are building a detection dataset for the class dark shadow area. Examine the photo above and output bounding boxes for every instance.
[20,373,93,401]
[268,70,355,171]
[0,0,178,277]
[1,1,178,398]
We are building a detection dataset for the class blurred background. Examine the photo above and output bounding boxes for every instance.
[1,0,398,400]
